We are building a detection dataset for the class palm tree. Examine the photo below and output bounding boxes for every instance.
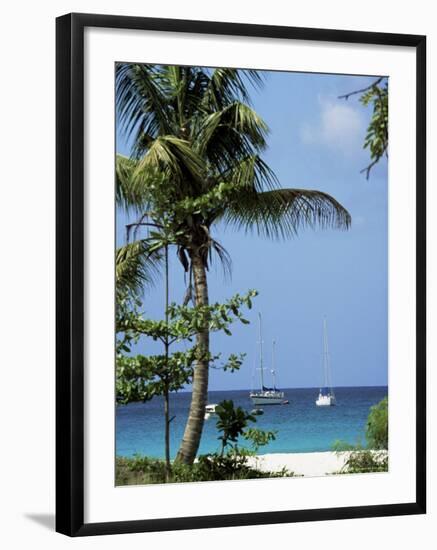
[116,64,351,465]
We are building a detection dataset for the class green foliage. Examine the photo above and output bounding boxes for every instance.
[243,427,277,452]
[214,399,277,456]
[115,453,293,485]
[215,400,256,455]
[195,452,291,481]
[115,240,162,299]
[365,397,388,450]
[116,352,195,404]
[339,77,388,179]
[115,289,143,355]
[339,450,388,474]
[117,289,258,345]
[360,80,388,177]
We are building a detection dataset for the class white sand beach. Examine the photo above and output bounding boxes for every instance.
[246,451,350,477]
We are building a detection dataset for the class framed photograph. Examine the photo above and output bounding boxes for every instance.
[56,12,426,536]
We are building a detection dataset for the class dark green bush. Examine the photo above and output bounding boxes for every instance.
[340,450,388,474]
[365,397,388,450]
[115,453,293,485]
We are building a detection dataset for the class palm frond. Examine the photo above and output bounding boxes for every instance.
[194,101,268,161]
[116,240,162,296]
[203,68,264,109]
[116,155,144,210]
[116,63,174,147]
[134,136,205,194]
[210,238,232,280]
[223,188,351,239]
[221,154,278,193]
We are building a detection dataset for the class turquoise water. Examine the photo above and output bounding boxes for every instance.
[116,386,387,459]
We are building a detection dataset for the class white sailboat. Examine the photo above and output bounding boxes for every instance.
[250,314,286,406]
[316,318,336,406]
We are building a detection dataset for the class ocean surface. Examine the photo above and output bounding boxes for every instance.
[116,386,388,459]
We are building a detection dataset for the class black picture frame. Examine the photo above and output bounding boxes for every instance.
[56,12,426,537]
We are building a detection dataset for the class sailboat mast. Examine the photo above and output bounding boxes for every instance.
[323,318,329,388]
[258,313,264,389]
[272,339,276,389]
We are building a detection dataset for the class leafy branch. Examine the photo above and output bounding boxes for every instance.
[339,77,388,179]
[118,289,258,346]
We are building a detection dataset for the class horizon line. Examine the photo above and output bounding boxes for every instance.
[178,384,388,393]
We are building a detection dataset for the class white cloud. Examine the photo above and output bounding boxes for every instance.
[300,97,365,152]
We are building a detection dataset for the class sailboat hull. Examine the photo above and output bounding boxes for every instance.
[315,394,336,406]
[250,392,285,405]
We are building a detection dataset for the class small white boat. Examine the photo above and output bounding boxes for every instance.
[315,318,336,407]
[204,403,218,420]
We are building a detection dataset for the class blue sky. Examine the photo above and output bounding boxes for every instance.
[116,69,388,391]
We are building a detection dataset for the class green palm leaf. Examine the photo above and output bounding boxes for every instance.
[203,68,264,109]
[116,240,162,296]
[224,188,351,239]
[135,136,205,193]
[116,154,150,210]
[194,102,268,165]
[116,63,172,143]
[219,154,278,194]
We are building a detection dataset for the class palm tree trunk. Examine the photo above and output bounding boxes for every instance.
[175,252,209,464]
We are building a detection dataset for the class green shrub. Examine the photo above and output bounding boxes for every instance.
[215,400,255,455]
[365,397,388,450]
[340,450,388,474]
[214,399,277,456]
[115,453,293,485]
